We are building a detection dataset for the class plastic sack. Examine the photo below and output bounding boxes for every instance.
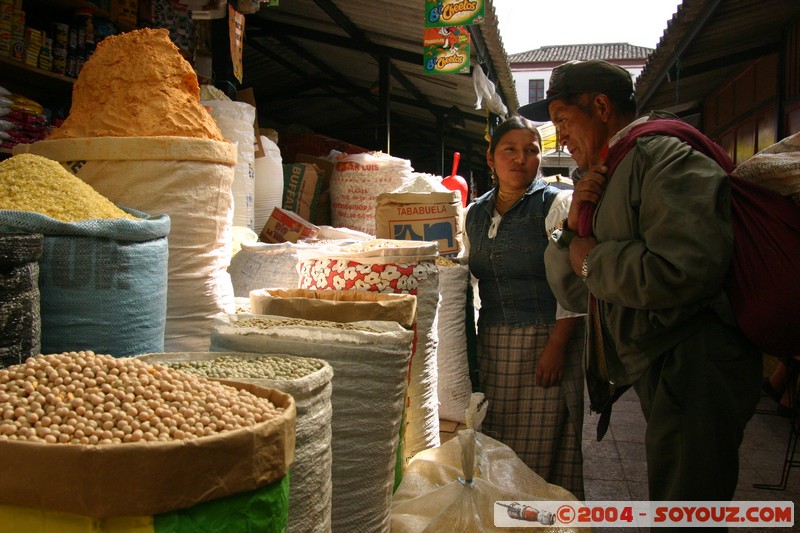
[391,394,585,533]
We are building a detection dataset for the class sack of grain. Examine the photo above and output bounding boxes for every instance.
[296,239,441,466]
[0,207,170,357]
[210,314,412,533]
[329,152,414,235]
[435,262,472,423]
[0,233,43,368]
[14,137,237,352]
[0,352,295,529]
[203,99,257,230]
[139,351,333,533]
[228,241,303,298]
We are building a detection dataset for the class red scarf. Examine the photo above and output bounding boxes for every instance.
[577,119,735,237]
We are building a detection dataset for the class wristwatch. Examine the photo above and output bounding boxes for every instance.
[551,217,577,248]
[581,254,589,280]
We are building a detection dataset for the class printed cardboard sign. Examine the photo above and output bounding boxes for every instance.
[425,0,485,28]
[375,191,463,257]
[423,26,470,75]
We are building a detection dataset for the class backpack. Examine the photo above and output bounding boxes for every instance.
[583,118,800,358]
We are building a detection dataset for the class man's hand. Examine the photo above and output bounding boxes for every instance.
[569,237,597,277]
[567,162,608,231]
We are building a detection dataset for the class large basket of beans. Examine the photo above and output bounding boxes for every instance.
[0,351,295,529]
[139,351,333,533]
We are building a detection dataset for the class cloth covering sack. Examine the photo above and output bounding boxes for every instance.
[14,137,238,352]
[296,239,441,465]
[733,131,800,203]
[138,351,333,533]
[598,119,800,358]
[0,208,170,357]
[329,151,414,235]
[0,233,42,367]
[391,430,584,533]
[436,263,473,423]
[210,314,413,533]
[228,242,303,298]
[0,380,294,519]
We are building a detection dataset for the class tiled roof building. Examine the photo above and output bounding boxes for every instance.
[509,43,653,64]
[508,43,653,177]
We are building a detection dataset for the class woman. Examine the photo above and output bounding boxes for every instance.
[464,115,585,498]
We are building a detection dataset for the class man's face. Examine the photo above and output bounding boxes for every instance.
[548,95,608,170]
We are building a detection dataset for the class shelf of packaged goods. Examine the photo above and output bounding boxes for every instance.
[0,56,75,89]
[36,0,137,33]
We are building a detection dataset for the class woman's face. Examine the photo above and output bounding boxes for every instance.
[487,128,541,190]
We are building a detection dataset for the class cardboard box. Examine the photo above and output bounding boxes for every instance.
[259,206,319,244]
[375,191,463,257]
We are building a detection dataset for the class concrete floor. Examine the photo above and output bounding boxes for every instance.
[439,385,800,531]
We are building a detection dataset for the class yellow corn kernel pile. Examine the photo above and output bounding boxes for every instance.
[0,154,136,222]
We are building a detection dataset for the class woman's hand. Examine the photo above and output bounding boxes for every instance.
[536,341,566,387]
[567,162,608,231]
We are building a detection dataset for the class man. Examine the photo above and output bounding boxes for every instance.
[518,59,761,501]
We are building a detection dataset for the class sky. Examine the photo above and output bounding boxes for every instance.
[492,0,683,54]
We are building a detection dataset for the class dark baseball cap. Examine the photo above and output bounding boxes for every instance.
[517,59,634,121]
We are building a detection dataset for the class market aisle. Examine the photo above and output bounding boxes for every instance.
[438,386,800,531]
[582,388,800,532]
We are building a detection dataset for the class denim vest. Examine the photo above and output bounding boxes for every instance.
[466,179,559,327]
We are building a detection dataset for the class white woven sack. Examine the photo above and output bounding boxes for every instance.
[228,242,302,298]
[137,351,333,533]
[296,240,441,465]
[733,131,800,201]
[210,314,413,533]
[329,152,414,235]
[254,135,284,233]
[435,264,472,423]
[203,100,257,230]
[14,137,238,352]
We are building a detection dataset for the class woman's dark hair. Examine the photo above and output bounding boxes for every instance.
[488,114,542,155]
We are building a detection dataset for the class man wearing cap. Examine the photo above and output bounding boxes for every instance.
[520,59,761,501]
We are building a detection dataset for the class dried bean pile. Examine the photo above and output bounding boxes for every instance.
[234,316,380,333]
[165,355,323,380]
[0,351,283,445]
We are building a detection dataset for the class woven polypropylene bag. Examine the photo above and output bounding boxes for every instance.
[0,208,169,357]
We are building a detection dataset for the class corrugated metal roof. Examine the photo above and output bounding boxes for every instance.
[509,43,653,64]
[235,0,516,177]
[636,0,800,117]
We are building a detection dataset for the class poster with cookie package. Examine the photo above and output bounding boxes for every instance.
[425,0,485,28]
[423,26,470,75]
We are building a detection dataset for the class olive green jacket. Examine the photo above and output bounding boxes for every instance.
[544,134,738,387]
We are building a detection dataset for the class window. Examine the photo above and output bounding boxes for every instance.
[528,79,545,103]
